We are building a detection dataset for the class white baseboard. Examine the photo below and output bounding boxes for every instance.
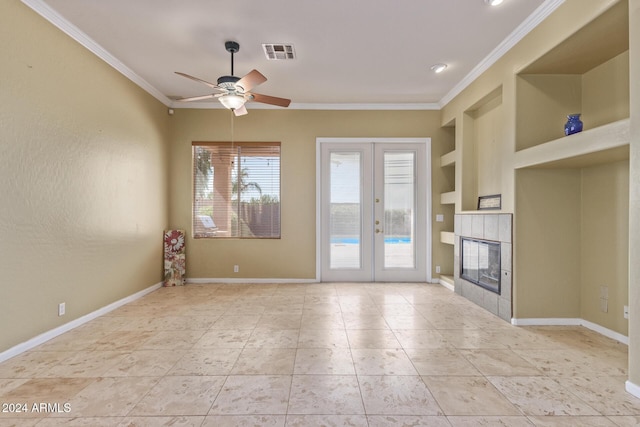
[438,279,455,292]
[626,380,640,399]
[0,281,163,364]
[511,317,629,345]
[187,278,445,286]
[511,318,582,326]
[186,278,318,284]
[581,319,629,345]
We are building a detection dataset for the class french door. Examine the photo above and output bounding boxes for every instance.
[319,139,430,282]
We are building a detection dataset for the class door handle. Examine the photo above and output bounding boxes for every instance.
[376,229,384,234]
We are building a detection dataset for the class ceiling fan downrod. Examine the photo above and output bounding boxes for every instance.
[225,41,240,76]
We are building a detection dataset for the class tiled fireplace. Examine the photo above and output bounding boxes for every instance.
[454,213,512,322]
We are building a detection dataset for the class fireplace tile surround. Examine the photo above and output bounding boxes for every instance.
[454,213,512,322]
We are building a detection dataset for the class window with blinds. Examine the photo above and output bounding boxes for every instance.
[193,142,281,238]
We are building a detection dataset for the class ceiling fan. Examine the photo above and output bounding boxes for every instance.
[174,41,291,116]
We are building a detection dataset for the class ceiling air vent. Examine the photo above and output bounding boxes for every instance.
[262,44,296,60]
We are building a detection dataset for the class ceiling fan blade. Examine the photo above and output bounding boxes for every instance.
[175,72,219,89]
[249,92,291,108]
[233,105,248,116]
[236,69,267,92]
[175,94,216,102]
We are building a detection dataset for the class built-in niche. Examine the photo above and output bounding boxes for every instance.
[511,1,630,334]
[460,86,503,211]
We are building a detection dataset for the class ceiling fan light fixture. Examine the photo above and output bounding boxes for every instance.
[484,0,504,6]
[219,94,247,110]
[430,63,448,74]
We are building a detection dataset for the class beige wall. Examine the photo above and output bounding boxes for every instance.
[583,52,630,128]
[628,0,639,387]
[514,169,582,318]
[581,160,629,334]
[471,94,504,200]
[168,108,451,279]
[0,1,170,352]
[513,162,630,329]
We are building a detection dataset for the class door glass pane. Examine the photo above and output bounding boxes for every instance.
[330,152,361,269]
[383,151,415,268]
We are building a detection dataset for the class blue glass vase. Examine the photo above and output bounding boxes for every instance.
[564,114,583,136]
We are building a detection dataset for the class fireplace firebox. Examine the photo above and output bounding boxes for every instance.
[460,237,501,294]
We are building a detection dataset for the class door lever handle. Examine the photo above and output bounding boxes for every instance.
[375,229,384,234]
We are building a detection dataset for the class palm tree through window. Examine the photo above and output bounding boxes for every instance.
[192,142,281,238]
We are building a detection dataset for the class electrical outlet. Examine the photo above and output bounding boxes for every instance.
[600,285,609,299]
[624,305,629,319]
[435,265,441,274]
[436,214,444,222]
[233,265,239,273]
[58,302,66,317]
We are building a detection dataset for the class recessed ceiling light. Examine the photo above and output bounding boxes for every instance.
[430,63,448,74]
[485,0,504,5]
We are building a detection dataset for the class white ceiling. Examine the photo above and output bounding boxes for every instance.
[26,0,561,110]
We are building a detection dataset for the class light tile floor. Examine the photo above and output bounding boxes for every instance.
[0,282,638,426]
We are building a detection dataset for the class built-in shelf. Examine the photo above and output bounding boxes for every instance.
[440,150,456,167]
[440,191,456,205]
[514,118,630,169]
[517,1,628,76]
[515,2,629,153]
[440,231,455,245]
[511,0,631,340]
[438,120,457,287]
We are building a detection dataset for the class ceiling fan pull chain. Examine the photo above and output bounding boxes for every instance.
[230,111,235,165]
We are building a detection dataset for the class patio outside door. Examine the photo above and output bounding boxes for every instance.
[319,139,430,282]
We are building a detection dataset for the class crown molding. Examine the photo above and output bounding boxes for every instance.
[21,0,173,107]
[20,0,439,112]
[439,0,565,107]
[170,101,440,111]
[22,0,562,112]
[286,102,440,111]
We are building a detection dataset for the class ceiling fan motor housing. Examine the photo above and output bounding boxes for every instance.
[217,75,241,91]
